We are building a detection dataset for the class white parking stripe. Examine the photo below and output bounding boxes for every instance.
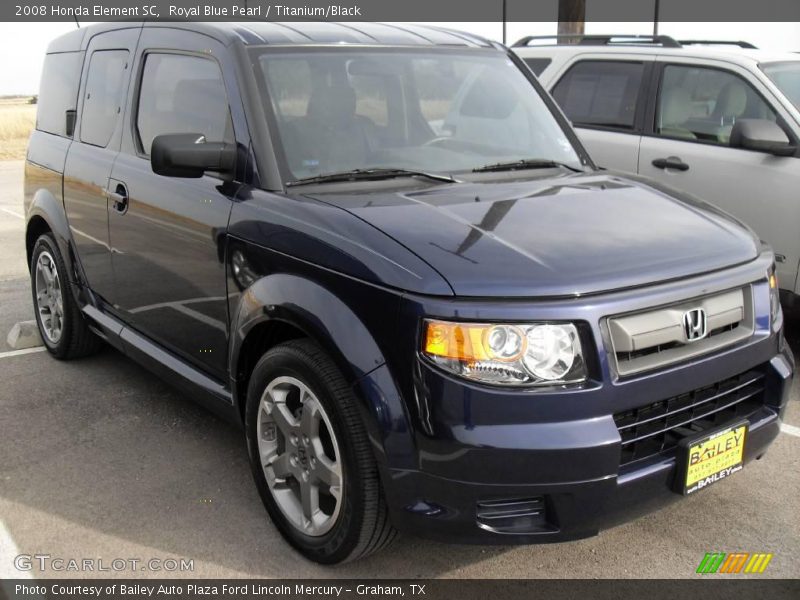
[0,347,47,359]
[172,304,227,332]
[0,520,32,579]
[70,227,125,255]
[0,207,24,220]
[781,423,800,438]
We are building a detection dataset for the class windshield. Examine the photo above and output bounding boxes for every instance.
[762,61,800,111]
[253,48,583,181]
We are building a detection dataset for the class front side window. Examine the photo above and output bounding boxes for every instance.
[80,50,129,148]
[255,49,581,180]
[136,53,233,155]
[761,61,800,112]
[552,61,645,130]
[656,65,778,146]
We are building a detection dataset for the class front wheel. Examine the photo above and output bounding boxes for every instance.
[245,340,396,563]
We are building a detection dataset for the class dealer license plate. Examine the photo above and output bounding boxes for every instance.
[676,421,748,495]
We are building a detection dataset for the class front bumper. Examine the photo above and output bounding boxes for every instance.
[378,249,793,545]
[383,348,792,544]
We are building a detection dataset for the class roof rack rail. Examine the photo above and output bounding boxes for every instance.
[678,39,757,49]
[512,34,682,48]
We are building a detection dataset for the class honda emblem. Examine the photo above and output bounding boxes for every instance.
[683,308,708,342]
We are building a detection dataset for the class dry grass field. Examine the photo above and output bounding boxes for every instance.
[0,98,36,160]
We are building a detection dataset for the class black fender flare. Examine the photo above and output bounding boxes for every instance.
[230,273,416,470]
[25,187,86,298]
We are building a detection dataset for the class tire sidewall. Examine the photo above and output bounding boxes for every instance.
[30,234,71,357]
[245,344,365,563]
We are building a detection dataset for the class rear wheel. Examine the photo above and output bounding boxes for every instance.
[30,233,101,359]
[245,339,397,563]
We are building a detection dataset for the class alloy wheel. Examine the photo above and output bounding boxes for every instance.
[34,250,64,344]
[256,376,343,536]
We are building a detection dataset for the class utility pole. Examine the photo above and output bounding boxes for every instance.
[653,0,660,35]
[558,0,586,40]
[502,0,507,45]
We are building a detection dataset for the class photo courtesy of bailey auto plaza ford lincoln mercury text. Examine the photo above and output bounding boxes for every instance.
[0,0,798,598]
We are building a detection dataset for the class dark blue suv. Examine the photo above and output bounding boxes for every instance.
[25,22,793,563]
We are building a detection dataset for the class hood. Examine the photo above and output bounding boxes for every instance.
[305,173,761,297]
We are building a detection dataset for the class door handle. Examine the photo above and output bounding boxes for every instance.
[652,156,690,171]
[104,183,129,214]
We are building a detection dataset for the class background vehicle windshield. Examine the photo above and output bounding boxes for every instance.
[762,62,800,111]
[253,49,582,180]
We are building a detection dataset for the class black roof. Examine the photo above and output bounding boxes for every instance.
[48,21,496,53]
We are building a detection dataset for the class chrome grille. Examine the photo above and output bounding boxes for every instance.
[607,287,754,377]
[613,368,766,466]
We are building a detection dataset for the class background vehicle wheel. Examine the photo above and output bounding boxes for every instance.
[245,339,397,564]
[30,233,101,359]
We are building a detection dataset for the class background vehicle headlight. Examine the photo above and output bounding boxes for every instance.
[422,319,586,386]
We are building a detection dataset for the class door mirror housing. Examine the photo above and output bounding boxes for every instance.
[730,119,796,156]
[151,133,236,178]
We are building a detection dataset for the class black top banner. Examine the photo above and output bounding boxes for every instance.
[5,0,800,22]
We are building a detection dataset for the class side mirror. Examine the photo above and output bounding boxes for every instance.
[730,119,796,156]
[151,133,236,178]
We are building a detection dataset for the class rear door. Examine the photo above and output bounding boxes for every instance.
[63,27,141,303]
[549,55,654,172]
[638,59,800,290]
[108,27,246,380]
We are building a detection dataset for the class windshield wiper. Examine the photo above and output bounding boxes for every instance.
[472,159,583,173]
[287,168,461,187]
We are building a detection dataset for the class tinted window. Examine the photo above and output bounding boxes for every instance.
[552,61,644,129]
[136,53,233,155]
[36,52,83,137]
[80,50,129,147]
[523,58,552,76]
[656,65,778,146]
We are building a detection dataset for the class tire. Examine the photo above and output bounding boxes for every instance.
[30,233,102,359]
[245,339,397,564]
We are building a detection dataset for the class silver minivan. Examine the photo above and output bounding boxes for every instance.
[514,36,800,299]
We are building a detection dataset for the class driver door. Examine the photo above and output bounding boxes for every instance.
[639,60,800,290]
[108,28,245,380]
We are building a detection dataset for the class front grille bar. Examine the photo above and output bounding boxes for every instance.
[617,373,764,433]
[620,388,762,447]
[613,367,767,465]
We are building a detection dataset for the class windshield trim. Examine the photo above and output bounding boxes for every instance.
[247,45,595,191]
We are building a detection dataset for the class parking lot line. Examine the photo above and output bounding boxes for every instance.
[0,207,23,220]
[781,423,800,438]
[0,347,46,359]
[0,520,31,579]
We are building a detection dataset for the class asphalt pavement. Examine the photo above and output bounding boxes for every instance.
[0,160,798,579]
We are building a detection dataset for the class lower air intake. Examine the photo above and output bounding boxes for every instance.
[476,496,552,534]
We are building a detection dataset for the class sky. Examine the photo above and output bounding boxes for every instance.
[0,21,798,95]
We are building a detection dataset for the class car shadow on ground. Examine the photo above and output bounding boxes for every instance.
[0,342,516,578]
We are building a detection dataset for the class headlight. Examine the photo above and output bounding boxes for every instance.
[422,319,586,386]
[769,266,781,328]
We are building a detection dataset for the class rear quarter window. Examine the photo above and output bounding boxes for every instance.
[36,51,83,137]
[552,60,645,130]
[522,57,552,76]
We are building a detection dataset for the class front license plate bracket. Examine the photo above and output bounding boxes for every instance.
[673,420,748,495]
